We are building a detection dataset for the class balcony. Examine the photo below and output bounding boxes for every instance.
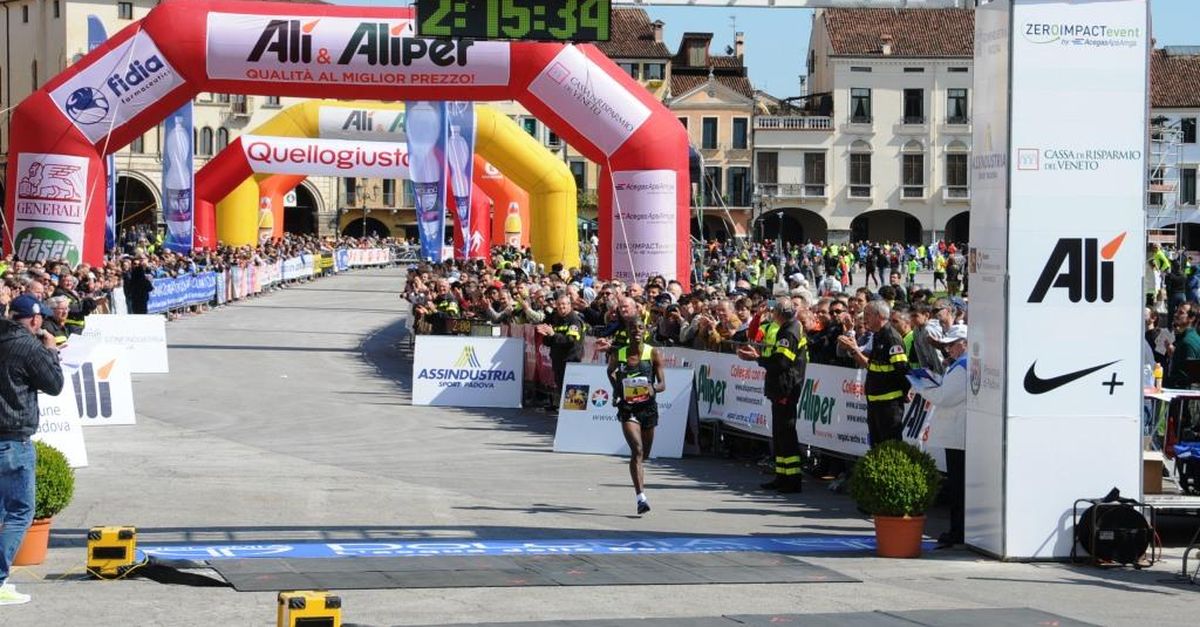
[946,116,970,126]
[895,116,929,135]
[754,115,833,131]
[943,186,971,201]
[757,183,827,199]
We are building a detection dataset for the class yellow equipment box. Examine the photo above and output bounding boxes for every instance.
[86,526,138,579]
[277,590,342,627]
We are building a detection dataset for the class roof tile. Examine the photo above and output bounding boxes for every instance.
[594,7,672,59]
[1151,49,1200,108]
[822,8,974,58]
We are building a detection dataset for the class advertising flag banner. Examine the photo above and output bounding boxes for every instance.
[610,170,677,285]
[163,102,195,254]
[445,102,477,258]
[87,15,118,252]
[405,101,448,262]
[12,153,88,265]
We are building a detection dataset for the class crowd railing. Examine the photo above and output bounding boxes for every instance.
[143,247,394,316]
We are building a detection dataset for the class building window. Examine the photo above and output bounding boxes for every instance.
[1181,168,1197,206]
[216,127,229,151]
[688,43,706,67]
[727,167,750,206]
[903,89,924,124]
[850,88,871,123]
[1149,167,1165,207]
[902,141,924,198]
[850,66,871,73]
[617,62,639,80]
[848,140,871,198]
[265,95,281,107]
[948,66,969,73]
[216,93,231,104]
[547,130,561,147]
[54,1,60,18]
[947,89,969,124]
[344,178,358,206]
[756,151,778,197]
[118,2,133,20]
[945,142,969,198]
[22,5,28,22]
[703,166,722,205]
[644,63,665,81]
[903,67,925,73]
[130,134,144,154]
[382,179,396,206]
[521,117,538,138]
[199,127,214,156]
[31,61,37,90]
[1183,118,1197,144]
[803,152,826,197]
[569,160,587,192]
[402,180,414,207]
[732,118,748,149]
[701,117,718,150]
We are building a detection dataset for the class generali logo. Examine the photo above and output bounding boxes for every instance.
[1028,232,1125,303]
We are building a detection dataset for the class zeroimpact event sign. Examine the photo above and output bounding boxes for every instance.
[412,336,523,408]
[51,30,184,144]
[206,13,511,87]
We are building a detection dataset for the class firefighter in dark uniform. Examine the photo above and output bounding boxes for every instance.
[839,299,911,447]
[430,279,461,335]
[538,293,585,406]
[738,300,808,493]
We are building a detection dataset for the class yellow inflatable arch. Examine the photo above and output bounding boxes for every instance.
[217,101,579,268]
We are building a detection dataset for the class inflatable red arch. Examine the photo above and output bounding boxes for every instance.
[3,0,689,288]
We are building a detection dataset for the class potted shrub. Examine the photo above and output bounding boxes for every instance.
[848,440,942,558]
[14,441,76,566]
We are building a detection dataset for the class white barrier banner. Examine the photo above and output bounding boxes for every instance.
[679,348,771,438]
[281,256,311,281]
[34,367,89,468]
[553,365,693,459]
[348,248,392,266]
[413,336,523,408]
[80,314,168,374]
[60,342,136,426]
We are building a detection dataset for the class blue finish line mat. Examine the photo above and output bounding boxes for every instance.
[204,551,860,592]
[138,534,898,561]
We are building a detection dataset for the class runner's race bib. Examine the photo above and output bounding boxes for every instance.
[622,376,652,404]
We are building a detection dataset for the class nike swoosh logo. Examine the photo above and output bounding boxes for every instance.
[1023,360,1119,394]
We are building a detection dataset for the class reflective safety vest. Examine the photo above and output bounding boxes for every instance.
[435,297,460,316]
[761,320,806,362]
[617,343,654,362]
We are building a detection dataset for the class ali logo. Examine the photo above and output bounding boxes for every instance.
[454,346,482,368]
[903,395,931,441]
[248,19,475,67]
[797,379,835,434]
[72,360,115,419]
[1028,232,1125,303]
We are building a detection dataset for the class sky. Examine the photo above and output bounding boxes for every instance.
[344,1,1200,99]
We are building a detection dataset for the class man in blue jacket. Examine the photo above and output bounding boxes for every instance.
[0,295,64,605]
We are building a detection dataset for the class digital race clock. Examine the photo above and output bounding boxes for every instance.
[416,0,611,42]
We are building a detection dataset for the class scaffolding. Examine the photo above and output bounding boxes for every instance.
[1147,117,1186,248]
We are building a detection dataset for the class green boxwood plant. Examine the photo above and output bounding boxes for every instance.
[34,441,75,520]
[849,440,942,517]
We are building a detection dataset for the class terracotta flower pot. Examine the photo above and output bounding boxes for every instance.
[873,514,925,558]
[13,518,52,566]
